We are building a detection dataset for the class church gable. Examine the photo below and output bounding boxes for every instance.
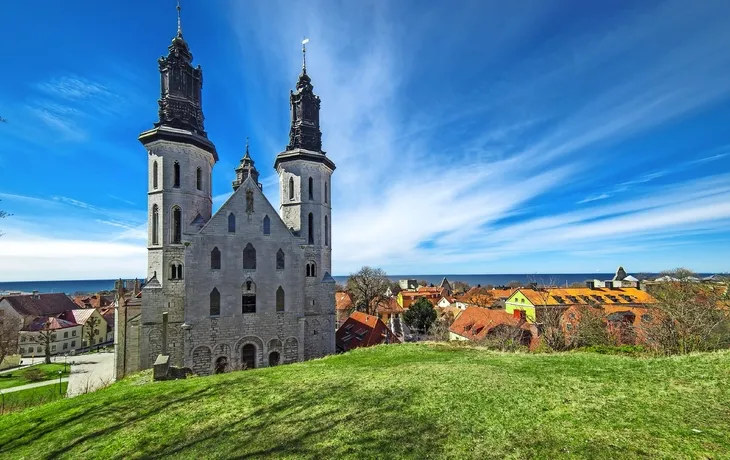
[199,176,295,240]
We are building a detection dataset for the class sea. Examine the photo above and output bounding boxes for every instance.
[0,273,705,295]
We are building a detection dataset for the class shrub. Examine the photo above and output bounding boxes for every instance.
[22,368,45,382]
[576,345,647,356]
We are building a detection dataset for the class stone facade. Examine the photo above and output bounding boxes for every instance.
[115,15,336,378]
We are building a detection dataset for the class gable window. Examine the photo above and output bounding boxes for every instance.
[242,280,256,313]
[325,215,329,247]
[210,288,220,316]
[153,161,159,189]
[263,215,271,235]
[289,177,294,200]
[276,249,285,270]
[170,263,184,280]
[172,206,182,244]
[308,177,314,200]
[246,189,254,213]
[276,286,285,312]
[173,162,181,188]
[196,167,202,191]
[211,247,221,270]
[324,181,328,204]
[228,213,236,233]
[308,212,314,245]
[152,205,159,245]
[243,243,256,270]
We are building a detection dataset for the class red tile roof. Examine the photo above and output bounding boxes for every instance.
[1,293,79,317]
[336,311,400,352]
[22,316,78,332]
[449,306,534,341]
[335,291,354,311]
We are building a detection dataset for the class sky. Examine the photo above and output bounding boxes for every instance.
[0,0,729,281]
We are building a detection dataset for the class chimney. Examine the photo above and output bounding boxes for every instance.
[32,290,40,299]
[586,281,595,290]
[117,278,124,299]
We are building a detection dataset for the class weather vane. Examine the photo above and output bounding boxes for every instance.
[302,37,309,72]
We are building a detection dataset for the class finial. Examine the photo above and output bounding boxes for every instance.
[302,37,309,73]
[176,0,183,37]
[246,136,249,155]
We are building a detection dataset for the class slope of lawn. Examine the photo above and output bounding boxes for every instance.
[0,343,729,459]
[0,382,68,415]
[0,363,68,390]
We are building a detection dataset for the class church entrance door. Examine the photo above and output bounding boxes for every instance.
[242,344,256,370]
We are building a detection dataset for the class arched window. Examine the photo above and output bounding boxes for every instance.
[276,249,285,270]
[211,247,221,269]
[308,212,314,245]
[308,177,313,200]
[325,215,329,246]
[242,279,256,313]
[170,263,184,280]
[306,262,317,278]
[324,181,328,204]
[152,205,159,245]
[210,288,220,316]
[263,215,270,235]
[172,206,182,244]
[153,161,159,190]
[311,262,316,277]
[276,286,285,312]
[306,264,311,277]
[243,243,256,270]
[289,177,294,200]
[228,213,236,233]
[173,162,181,188]
[196,167,202,191]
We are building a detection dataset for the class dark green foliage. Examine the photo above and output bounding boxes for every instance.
[403,297,437,333]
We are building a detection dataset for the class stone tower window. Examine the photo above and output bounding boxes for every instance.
[173,162,181,188]
[276,249,285,270]
[153,161,159,189]
[228,213,236,233]
[242,279,256,313]
[306,262,317,278]
[211,247,221,270]
[172,206,182,244]
[196,167,202,191]
[152,205,159,245]
[324,181,328,204]
[170,263,183,280]
[308,212,314,245]
[210,288,220,316]
[243,243,256,270]
[289,177,294,200]
[263,215,271,235]
[325,215,329,247]
[276,286,285,312]
[308,177,313,200]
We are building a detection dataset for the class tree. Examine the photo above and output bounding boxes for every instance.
[417,280,429,288]
[506,280,522,289]
[30,318,55,364]
[452,281,470,295]
[566,304,611,348]
[403,297,437,334]
[659,267,697,281]
[346,267,391,316]
[0,316,22,366]
[462,287,496,309]
[84,315,101,351]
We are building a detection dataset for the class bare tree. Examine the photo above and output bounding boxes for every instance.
[451,281,470,295]
[30,318,55,364]
[0,316,22,366]
[566,304,611,348]
[346,267,391,316]
[462,287,496,309]
[478,324,530,352]
[84,315,101,351]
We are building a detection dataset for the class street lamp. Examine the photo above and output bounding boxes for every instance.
[58,370,63,395]
[64,353,68,374]
[1,389,4,415]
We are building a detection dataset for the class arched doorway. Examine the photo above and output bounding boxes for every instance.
[215,356,228,374]
[242,344,256,370]
[269,351,280,367]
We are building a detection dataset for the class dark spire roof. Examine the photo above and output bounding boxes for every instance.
[286,39,323,153]
[233,137,261,190]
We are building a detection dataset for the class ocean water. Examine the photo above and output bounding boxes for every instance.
[0,273,681,295]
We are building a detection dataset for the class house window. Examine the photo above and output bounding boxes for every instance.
[308,212,314,245]
[325,216,329,246]
[211,247,221,269]
[228,213,236,233]
[196,167,202,191]
[51,345,57,352]
[173,162,181,188]
[170,263,184,280]
[242,280,256,313]
[63,343,68,350]
[71,340,76,347]
[289,177,294,200]
[172,206,182,244]
[308,177,314,200]
[276,286,285,312]
[243,243,256,270]
[64,331,68,339]
[37,347,41,353]
[152,205,160,245]
[263,215,270,235]
[210,288,221,316]
[153,161,159,189]
[72,330,76,337]
[276,249,285,270]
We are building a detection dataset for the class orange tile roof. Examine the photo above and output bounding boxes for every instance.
[449,306,533,341]
[376,297,403,314]
[335,291,354,311]
[513,287,656,306]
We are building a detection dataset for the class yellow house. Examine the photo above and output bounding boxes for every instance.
[504,290,538,321]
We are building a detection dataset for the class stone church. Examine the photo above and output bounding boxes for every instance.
[115,8,336,378]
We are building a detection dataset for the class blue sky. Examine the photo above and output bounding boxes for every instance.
[1,0,729,281]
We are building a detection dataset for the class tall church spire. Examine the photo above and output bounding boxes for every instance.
[286,38,323,152]
[153,0,206,137]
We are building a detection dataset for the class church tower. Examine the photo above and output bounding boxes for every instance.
[137,3,217,368]
[275,41,336,279]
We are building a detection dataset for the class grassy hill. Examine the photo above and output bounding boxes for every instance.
[0,344,729,459]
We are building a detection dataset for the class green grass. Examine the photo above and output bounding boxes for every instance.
[0,343,729,459]
[0,382,68,415]
[0,363,69,390]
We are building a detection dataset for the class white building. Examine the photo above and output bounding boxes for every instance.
[19,317,83,358]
